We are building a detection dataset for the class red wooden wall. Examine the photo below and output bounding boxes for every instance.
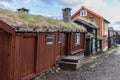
[14,33,37,80]
[36,33,56,74]
[69,33,85,54]
[0,29,15,80]
[0,32,10,80]
[0,31,85,80]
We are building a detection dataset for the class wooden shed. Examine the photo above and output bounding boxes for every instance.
[0,9,86,80]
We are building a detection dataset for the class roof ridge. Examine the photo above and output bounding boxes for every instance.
[81,6,104,19]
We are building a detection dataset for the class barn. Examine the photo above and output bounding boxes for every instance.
[0,9,86,80]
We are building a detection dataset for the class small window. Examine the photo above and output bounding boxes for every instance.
[46,35,54,45]
[75,33,80,45]
[93,30,96,34]
[89,17,95,22]
[80,10,87,16]
[93,39,95,49]
[97,41,100,48]
[58,34,63,43]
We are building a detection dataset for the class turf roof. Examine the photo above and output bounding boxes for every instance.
[0,8,86,32]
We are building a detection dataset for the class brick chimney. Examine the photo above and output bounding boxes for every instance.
[62,8,72,23]
[17,8,29,13]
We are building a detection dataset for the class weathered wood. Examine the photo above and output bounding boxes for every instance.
[0,21,15,35]
[0,32,10,80]
[36,33,56,75]
[69,33,85,55]
[0,31,85,80]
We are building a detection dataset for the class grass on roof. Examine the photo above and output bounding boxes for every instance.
[0,8,86,31]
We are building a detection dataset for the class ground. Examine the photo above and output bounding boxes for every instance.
[34,46,120,80]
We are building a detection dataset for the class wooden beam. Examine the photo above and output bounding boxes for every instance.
[0,21,15,35]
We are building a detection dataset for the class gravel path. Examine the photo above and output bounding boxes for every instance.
[35,47,120,80]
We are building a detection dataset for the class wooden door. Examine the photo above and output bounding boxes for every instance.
[20,36,36,78]
[0,32,10,80]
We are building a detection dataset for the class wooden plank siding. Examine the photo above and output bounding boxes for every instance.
[14,35,22,80]
[0,21,15,35]
[37,33,55,72]
[20,36,37,78]
[14,34,37,80]
[0,32,11,80]
[0,10,86,80]
[54,33,67,58]
[69,33,85,54]
[0,31,85,80]
[13,33,62,80]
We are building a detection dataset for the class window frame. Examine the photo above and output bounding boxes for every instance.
[58,34,63,43]
[75,33,80,45]
[46,35,54,45]
[80,10,87,16]
[92,39,95,49]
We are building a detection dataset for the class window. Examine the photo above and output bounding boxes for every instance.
[89,17,95,22]
[58,34,63,43]
[46,35,54,45]
[103,21,109,35]
[93,30,96,34]
[75,33,80,45]
[93,39,95,49]
[80,10,87,16]
[97,41,100,48]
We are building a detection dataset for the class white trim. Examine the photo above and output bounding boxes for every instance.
[75,33,80,45]
[46,36,54,45]
[80,10,87,16]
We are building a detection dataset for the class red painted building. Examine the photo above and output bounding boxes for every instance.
[0,9,86,80]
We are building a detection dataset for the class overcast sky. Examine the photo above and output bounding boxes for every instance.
[0,0,120,30]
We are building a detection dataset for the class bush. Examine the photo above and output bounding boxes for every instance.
[113,44,119,48]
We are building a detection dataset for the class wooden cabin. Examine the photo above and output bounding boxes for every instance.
[108,27,114,48]
[71,6,110,51]
[72,17,98,55]
[0,9,86,80]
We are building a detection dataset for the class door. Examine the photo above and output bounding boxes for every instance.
[20,36,36,77]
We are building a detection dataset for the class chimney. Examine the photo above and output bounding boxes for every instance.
[62,8,72,23]
[17,7,29,13]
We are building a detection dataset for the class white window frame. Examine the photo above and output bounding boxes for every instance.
[80,10,87,16]
[97,40,100,48]
[46,35,54,45]
[93,39,95,49]
[75,33,80,45]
